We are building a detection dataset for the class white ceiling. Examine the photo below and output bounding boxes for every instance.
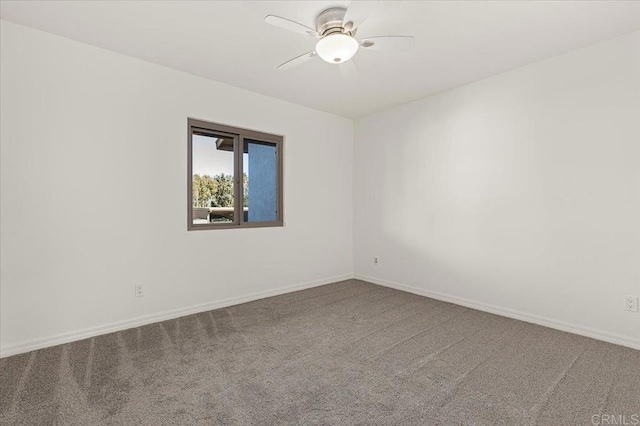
[1,1,638,118]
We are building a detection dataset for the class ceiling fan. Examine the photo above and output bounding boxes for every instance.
[264,1,415,73]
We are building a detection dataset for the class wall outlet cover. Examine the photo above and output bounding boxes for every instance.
[135,283,145,297]
[624,295,638,312]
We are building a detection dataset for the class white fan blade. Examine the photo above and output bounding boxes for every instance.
[338,60,358,80]
[278,51,317,70]
[343,1,379,32]
[359,36,415,52]
[265,15,319,38]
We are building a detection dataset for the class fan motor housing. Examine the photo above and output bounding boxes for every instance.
[316,7,351,37]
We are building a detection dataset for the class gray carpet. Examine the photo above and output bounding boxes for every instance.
[1,280,638,425]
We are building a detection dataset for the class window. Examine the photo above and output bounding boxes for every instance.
[187,118,283,230]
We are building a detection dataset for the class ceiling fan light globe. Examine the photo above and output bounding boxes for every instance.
[315,34,359,64]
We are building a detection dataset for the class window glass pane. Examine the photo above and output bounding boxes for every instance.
[192,132,235,225]
[243,139,278,222]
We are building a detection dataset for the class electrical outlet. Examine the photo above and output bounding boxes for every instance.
[374,257,379,265]
[624,295,638,312]
[135,283,145,298]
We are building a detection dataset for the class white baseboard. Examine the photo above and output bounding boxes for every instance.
[355,274,640,351]
[0,274,355,358]
[5,273,636,357]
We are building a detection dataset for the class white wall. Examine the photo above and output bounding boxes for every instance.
[0,21,353,356]
[354,31,640,349]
